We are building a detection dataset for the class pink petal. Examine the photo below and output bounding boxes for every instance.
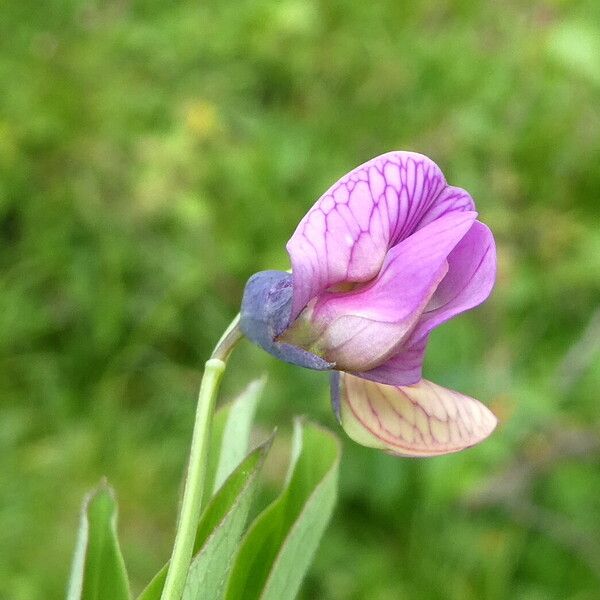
[409,220,496,344]
[297,210,477,371]
[354,221,496,385]
[336,373,497,457]
[415,185,475,229]
[287,152,458,320]
[354,337,428,387]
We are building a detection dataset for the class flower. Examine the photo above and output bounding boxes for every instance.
[240,151,497,456]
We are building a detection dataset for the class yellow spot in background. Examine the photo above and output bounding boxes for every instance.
[184,100,220,140]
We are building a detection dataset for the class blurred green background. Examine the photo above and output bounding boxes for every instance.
[2,1,600,598]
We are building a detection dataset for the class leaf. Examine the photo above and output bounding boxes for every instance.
[135,564,165,600]
[137,438,272,600]
[67,482,131,600]
[184,436,273,599]
[204,376,265,503]
[224,420,341,600]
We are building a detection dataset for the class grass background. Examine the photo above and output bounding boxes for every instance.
[1,1,600,598]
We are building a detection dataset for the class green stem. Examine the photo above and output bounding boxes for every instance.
[160,316,242,600]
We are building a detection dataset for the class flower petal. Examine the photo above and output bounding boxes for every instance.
[355,221,496,385]
[287,152,456,320]
[409,220,496,344]
[354,336,428,386]
[287,210,476,371]
[350,220,495,385]
[415,185,475,229]
[334,373,497,457]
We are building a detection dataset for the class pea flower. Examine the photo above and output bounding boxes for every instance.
[241,151,497,456]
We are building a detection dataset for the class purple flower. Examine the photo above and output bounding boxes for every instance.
[241,151,497,456]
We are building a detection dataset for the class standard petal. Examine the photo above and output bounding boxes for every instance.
[287,151,450,320]
[334,373,497,457]
[408,220,496,344]
[282,210,477,371]
[415,185,475,229]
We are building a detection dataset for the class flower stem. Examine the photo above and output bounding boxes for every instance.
[160,316,242,600]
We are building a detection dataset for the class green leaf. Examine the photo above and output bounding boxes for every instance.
[184,435,273,599]
[224,420,340,600]
[67,482,131,600]
[204,376,265,503]
[137,437,272,600]
[135,565,165,600]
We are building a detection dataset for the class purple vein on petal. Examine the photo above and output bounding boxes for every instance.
[287,151,467,321]
[336,373,497,457]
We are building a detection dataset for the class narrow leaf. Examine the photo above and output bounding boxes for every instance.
[204,376,265,503]
[224,420,340,600]
[67,482,131,600]
[137,438,272,600]
[184,436,273,599]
